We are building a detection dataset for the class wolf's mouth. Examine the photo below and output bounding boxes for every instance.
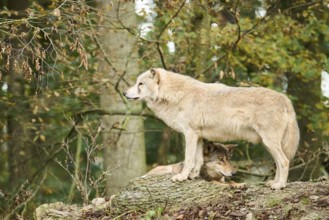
[123,92,139,100]
[126,97,139,100]
[217,170,232,177]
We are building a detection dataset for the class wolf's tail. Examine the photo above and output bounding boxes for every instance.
[282,110,300,161]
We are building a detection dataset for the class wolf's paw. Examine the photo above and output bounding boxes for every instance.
[171,173,188,182]
[268,181,286,190]
[229,182,247,189]
[188,169,200,179]
[266,180,275,187]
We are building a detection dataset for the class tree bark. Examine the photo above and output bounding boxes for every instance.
[98,0,146,195]
[34,175,329,219]
[111,174,228,212]
[6,0,31,185]
[111,176,329,219]
[185,2,211,77]
[193,3,211,77]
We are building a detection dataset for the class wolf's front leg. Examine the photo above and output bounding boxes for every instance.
[172,131,198,182]
[189,139,203,179]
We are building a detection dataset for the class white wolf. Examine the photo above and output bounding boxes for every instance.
[123,68,299,189]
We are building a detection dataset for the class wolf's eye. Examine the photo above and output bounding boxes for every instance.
[138,82,143,87]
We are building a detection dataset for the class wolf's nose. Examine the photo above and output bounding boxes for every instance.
[123,92,127,97]
[231,170,237,176]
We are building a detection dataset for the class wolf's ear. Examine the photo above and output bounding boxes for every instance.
[221,144,237,154]
[150,68,160,84]
[203,142,215,155]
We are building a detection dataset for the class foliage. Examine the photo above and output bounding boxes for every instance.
[142,207,164,220]
[0,0,104,218]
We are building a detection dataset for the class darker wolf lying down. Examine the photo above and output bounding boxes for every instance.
[123,68,300,189]
[147,141,236,183]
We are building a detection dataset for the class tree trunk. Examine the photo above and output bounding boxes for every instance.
[111,174,228,212]
[6,0,31,185]
[193,3,211,77]
[186,2,211,77]
[98,0,146,195]
[111,176,329,218]
[34,175,329,219]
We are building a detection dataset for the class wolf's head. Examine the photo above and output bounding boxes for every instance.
[201,142,236,180]
[123,68,160,101]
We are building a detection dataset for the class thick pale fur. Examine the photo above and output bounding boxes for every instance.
[124,68,300,189]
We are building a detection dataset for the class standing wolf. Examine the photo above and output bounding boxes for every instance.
[123,68,299,189]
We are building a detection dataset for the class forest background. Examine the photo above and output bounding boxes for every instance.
[0,0,328,219]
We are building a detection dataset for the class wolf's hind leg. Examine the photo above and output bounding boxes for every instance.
[172,131,198,182]
[262,137,289,189]
[189,139,203,179]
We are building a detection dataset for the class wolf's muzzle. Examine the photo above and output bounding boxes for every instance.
[123,92,139,100]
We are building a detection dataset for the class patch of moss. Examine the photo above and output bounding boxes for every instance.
[266,197,282,207]
[300,197,310,205]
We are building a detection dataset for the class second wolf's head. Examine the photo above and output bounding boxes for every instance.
[123,68,160,101]
[146,141,236,182]
[201,142,236,182]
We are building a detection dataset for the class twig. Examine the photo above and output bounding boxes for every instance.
[113,210,136,220]
[232,0,241,50]
[157,0,186,38]
[67,133,82,203]
[4,168,47,220]
[201,54,226,76]
[30,108,158,183]
[156,42,167,69]
[156,0,186,69]
[237,169,271,177]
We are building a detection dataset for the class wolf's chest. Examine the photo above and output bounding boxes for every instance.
[158,110,186,133]
[148,102,186,133]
